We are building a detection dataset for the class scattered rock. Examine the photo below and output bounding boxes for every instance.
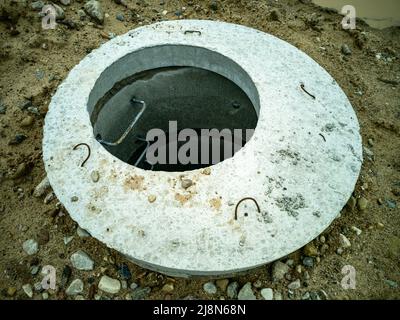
[22,284,33,298]
[161,283,174,292]
[303,257,314,268]
[341,44,352,55]
[303,243,319,257]
[384,279,398,289]
[181,179,193,189]
[288,279,301,290]
[116,13,124,21]
[347,196,357,211]
[131,287,151,300]
[227,281,239,299]
[351,226,362,236]
[70,250,94,270]
[9,134,27,145]
[60,0,71,5]
[118,263,132,280]
[98,275,121,294]
[30,265,40,275]
[203,282,217,295]
[91,171,100,183]
[357,197,368,211]
[44,192,55,204]
[84,0,104,24]
[20,116,34,127]
[130,282,138,290]
[386,199,397,209]
[216,279,229,292]
[271,261,290,281]
[76,226,90,237]
[33,177,51,198]
[63,236,74,245]
[31,1,44,10]
[238,282,256,300]
[66,279,84,296]
[23,239,39,255]
[260,288,273,300]
[339,233,351,248]
[7,287,17,297]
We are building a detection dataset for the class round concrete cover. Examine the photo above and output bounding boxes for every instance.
[43,20,362,277]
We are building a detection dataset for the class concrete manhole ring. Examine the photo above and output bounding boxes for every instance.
[43,20,362,277]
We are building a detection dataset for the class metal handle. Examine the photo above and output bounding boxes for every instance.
[96,98,146,147]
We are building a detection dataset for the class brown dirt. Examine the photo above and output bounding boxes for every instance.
[0,0,399,300]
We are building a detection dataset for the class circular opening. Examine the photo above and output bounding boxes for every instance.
[89,45,260,172]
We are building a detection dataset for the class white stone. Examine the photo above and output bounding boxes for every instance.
[66,279,84,296]
[260,288,274,300]
[77,226,91,237]
[43,20,362,277]
[33,177,51,197]
[70,250,94,270]
[64,236,74,245]
[98,275,121,294]
[22,284,33,298]
[238,282,256,300]
[272,261,290,281]
[288,279,301,290]
[22,239,39,255]
[339,233,351,248]
[203,282,217,295]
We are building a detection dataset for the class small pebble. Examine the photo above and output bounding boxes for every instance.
[116,13,124,21]
[341,44,352,55]
[181,179,193,189]
[203,282,217,295]
[33,177,51,198]
[288,279,301,290]
[66,279,84,296]
[23,239,39,255]
[272,261,290,281]
[76,226,90,238]
[148,195,156,203]
[22,284,33,298]
[98,275,121,294]
[20,116,34,127]
[357,197,368,211]
[238,282,256,300]
[303,257,314,268]
[216,279,229,292]
[91,171,100,183]
[339,233,351,248]
[226,281,239,299]
[161,283,174,292]
[70,250,94,270]
[260,288,273,300]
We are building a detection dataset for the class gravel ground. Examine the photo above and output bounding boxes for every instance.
[0,0,399,300]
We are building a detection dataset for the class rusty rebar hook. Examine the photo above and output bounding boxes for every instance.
[73,143,91,167]
[234,197,260,220]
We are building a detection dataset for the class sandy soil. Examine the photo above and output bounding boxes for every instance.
[0,0,399,300]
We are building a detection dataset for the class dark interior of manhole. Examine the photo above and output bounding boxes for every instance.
[92,66,258,172]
